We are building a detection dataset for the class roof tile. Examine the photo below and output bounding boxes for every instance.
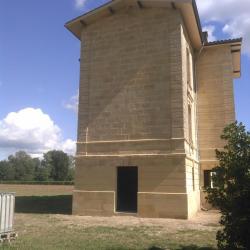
[205,38,243,46]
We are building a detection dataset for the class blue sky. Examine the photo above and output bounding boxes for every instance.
[0,0,249,159]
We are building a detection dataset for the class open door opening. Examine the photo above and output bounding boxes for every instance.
[116,167,138,213]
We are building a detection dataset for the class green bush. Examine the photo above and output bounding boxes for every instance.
[206,122,250,250]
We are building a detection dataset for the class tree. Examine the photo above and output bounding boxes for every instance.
[0,150,74,182]
[42,150,70,181]
[67,155,75,181]
[0,160,15,180]
[33,157,49,181]
[8,151,36,181]
[35,167,49,181]
[206,122,250,250]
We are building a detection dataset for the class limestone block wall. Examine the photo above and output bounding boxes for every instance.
[77,6,185,149]
[73,155,190,218]
[197,45,235,205]
[74,5,200,218]
[197,46,235,166]
[181,26,197,150]
[180,24,200,216]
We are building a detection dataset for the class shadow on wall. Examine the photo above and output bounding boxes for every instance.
[15,195,72,214]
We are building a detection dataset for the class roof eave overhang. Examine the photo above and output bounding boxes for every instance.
[205,39,243,79]
[65,0,203,49]
[176,0,203,49]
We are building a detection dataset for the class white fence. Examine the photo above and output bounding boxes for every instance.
[0,193,15,234]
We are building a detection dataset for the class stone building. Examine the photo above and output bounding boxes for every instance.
[65,0,242,219]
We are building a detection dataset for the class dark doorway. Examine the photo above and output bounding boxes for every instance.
[117,167,138,213]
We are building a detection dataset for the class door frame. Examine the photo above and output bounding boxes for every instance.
[115,166,138,213]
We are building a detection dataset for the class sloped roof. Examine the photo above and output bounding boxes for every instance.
[205,38,243,46]
[65,0,203,49]
[65,0,242,78]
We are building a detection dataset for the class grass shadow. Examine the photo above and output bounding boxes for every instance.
[177,246,216,250]
[15,195,72,214]
[148,247,165,250]
[147,246,216,250]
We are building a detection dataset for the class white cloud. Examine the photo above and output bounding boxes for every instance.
[62,139,76,156]
[202,25,217,42]
[222,17,250,55]
[0,108,76,159]
[63,93,79,113]
[196,0,250,55]
[75,0,87,9]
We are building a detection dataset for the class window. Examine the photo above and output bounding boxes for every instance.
[204,170,215,188]
[186,48,191,87]
[192,167,195,191]
[192,57,196,91]
[188,104,193,144]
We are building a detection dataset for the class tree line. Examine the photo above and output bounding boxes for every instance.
[0,150,75,182]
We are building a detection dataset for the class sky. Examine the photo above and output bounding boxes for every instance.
[0,0,249,159]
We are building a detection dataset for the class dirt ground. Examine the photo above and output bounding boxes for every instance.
[9,211,220,250]
[51,210,220,233]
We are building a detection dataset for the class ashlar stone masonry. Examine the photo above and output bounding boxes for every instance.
[65,0,242,219]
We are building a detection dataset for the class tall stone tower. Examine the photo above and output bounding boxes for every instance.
[66,0,242,219]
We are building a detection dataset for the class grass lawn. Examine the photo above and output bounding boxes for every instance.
[0,184,73,196]
[0,185,219,250]
[3,213,219,250]
[0,184,73,214]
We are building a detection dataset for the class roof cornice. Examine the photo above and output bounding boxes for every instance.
[65,0,203,49]
[191,0,203,44]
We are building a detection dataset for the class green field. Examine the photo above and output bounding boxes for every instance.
[0,185,219,250]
